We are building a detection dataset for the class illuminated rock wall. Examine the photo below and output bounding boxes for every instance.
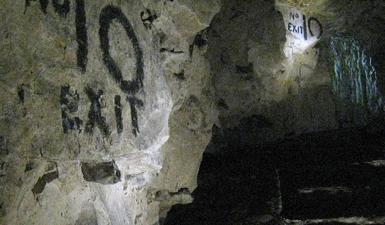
[1,0,385,224]
[0,1,219,224]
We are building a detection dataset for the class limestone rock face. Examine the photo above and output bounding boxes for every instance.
[278,0,385,127]
[205,0,385,150]
[0,1,219,225]
[2,0,385,224]
[206,0,337,149]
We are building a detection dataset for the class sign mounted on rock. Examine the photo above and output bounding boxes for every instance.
[286,8,323,42]
[278,5,323,55]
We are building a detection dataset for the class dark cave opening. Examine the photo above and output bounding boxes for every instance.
[162,0,385,224]
[164,116,385,225]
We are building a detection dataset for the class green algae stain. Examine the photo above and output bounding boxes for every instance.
[330,36,384,122]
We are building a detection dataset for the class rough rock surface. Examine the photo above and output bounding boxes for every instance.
[2,0,385,225]
[0,0,219,224]
[205,0,385,154]
[205,0,338,151]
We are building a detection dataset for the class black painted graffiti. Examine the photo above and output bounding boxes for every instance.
[60,85,80,112]
[24,0,32,14]
[39,0,49,14]
[99,5,144,136]
[140,9,157,30]
[303,14,308,40]
[99,6,144,94]
[84,87,110,137]
[114,95,123,134]
[289,12,299,20]
[52,0,70,17]
[17,84,25,104]
[308,17,323,39]
[288,23,304,34]
[127,97,144,136]
[287,12,323,40]
[60,87,141,137]
[25,3,146,137]
[60,85,83,133]
[25,0,68,16]
[25,0,88,73]
[75,0,88,73]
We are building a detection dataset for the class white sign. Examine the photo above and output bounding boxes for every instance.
[278,6,324,58]
[286,8,323,42]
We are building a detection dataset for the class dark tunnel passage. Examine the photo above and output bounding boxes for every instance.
[162,0,385,224]
[164,118,385,225]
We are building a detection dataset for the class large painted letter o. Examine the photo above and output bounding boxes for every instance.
[99,6,144,95]
[308,17,323,39]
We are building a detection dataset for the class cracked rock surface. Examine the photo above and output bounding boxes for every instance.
[0,0,219,224]
[2,0,385,225]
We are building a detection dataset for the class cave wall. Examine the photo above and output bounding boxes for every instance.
[0,1,219,224]
[281,0,385,127]
[206,0,337,151]
[206,0,385,152]
[1,0,385,224]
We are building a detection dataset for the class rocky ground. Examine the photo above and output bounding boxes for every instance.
[164,119,385,225]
